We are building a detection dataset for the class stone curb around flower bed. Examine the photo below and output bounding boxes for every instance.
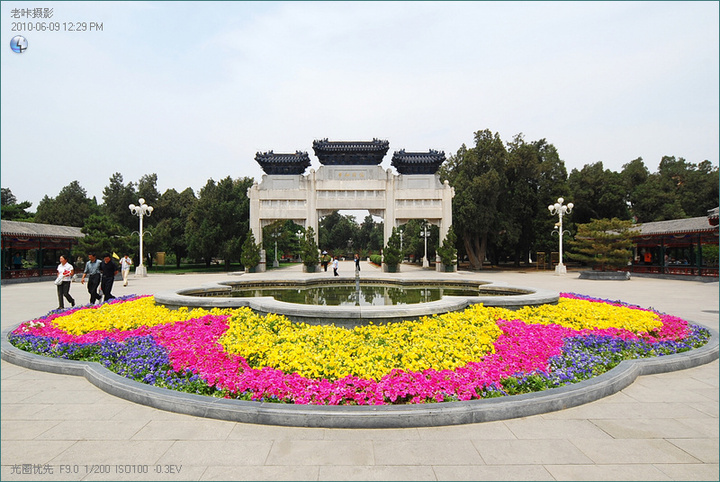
[2,323,717,428]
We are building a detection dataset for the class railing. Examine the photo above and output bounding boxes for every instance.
[1,268,57,279]
[628,264,718,277]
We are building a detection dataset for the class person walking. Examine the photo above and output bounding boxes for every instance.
[99,253,119,302]
[80,253,102,304]
[332,256,339,277]
[55,255,75,310]
[120,254,133,286]
[321,251,330,272]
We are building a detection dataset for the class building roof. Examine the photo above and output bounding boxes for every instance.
[391,149,446,174]
[708,207,719,226]
[1,220,85,239]
[634,215,719,236]
[312,138,389,165]
[312,138,389,152]
[255,151,311,175]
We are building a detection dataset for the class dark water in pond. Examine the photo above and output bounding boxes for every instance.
[214,283,506,306]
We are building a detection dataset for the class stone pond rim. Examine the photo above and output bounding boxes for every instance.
[153,277,560,327]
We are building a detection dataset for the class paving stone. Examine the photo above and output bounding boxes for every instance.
[473,439,593,465]
[1,268,717,480]
[572,438,702,464]
[545,463,672,481]
[373,440,484,466]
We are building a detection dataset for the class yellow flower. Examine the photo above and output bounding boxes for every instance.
[47,295,665,382]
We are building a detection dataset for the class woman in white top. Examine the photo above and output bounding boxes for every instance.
[56,255,75,310]
[120,254,133,286]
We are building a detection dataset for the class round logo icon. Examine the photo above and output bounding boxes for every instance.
[10,36,28,53]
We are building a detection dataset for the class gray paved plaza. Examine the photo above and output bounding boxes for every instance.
[1,261,718,481]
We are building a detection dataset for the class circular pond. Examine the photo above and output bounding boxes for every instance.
[192,281,512,306]
[154,277,559,327]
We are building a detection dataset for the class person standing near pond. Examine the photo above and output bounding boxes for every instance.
[99,253,119,302]
[81,253,102,304]
[120,254,133,287]
[354,253,361,273]
[56,255,75,310]
[332,256,339,276]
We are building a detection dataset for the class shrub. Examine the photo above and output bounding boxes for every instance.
[567,218,637,271]
[436,226,458,267]
[382,227,402,267]
[240,231,261,270]
[299,227,319,268]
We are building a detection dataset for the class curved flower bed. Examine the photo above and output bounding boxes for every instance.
[8,293,710,405]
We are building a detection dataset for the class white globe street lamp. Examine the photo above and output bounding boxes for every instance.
[271,231,280,268]
[548,197,574,275]
[296,230,303,261]
[399,229,404,261]
[128,198,154,277]
[420,221,430,268]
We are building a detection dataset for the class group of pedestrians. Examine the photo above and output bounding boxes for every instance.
[55,253,133,310]
[320,251,361,277]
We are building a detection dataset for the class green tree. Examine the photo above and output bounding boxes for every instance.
[133,174,162,268]
[137,173,161,207]
[439,130,506,269]
[35,181,98,227]
[680,160,719,217]
[567,162,630,224]
[500,134,543,266]
[186,176,253,269]
[1,188,15,205]
[622,156,718,222]
[74,213,132,260]
[102,173,137,231]
[382,227,403,268]
[1,188,33,221]
[262,219,305,262]
[398,219,435,263]
[567,218,637,271]
[153,187,196,268]
[357,215,383,253]
[318,211,360,253]
[299,226,319,268]
[531,140,568,258]
[240,229,261,270]
[436,226,458,268]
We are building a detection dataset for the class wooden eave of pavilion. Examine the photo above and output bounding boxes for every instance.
[632,216,719,239]
[1,220,85,240]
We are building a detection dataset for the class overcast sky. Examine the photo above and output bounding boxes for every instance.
[2,1,718,211]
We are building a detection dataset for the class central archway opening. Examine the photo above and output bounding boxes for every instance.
[261,219,305,267]
[317,210,384,261]
[396,220,440,265]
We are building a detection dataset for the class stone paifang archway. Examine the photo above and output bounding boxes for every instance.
[247,139,454,270]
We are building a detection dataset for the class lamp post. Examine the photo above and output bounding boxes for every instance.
[548,197,573,275]
[271,231,279,268]
[128,198,154,277]
[399,229,404,262]
[420,221,430,268]
[296,230,303,261]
